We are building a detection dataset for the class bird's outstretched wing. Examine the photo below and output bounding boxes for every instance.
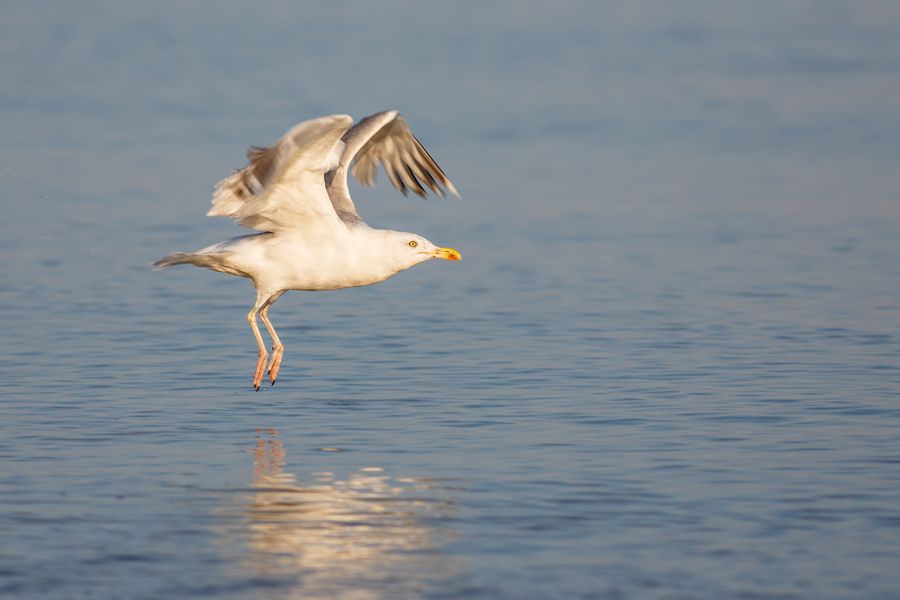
[208,114,353,232]
[325,111,459,224]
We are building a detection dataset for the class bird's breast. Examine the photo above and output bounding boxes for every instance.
[266,237,397,291]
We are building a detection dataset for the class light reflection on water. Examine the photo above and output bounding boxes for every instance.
[226,430,460,599]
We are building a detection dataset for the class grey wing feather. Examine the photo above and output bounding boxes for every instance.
[325,111,459,224]
[208,114,352,231]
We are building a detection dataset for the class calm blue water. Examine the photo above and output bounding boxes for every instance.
[3,2,900,598]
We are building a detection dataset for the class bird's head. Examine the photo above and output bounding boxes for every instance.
[384,230,461,271]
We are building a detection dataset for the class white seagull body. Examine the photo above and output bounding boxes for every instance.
[154,111,460,389]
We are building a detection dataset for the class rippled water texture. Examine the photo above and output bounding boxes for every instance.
[2,2,900,598]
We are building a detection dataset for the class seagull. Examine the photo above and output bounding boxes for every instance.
[154,111,461,389]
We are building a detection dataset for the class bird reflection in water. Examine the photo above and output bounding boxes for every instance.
[238,429,460,598]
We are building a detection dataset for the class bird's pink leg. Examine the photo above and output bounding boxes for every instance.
[259,305,284,385]
[247,307,268,391]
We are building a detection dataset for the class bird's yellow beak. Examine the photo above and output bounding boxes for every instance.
[431,247,461,261]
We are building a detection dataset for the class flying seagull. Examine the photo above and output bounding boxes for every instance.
[154,111,461,389]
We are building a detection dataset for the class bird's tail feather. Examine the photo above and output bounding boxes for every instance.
[153,252,221,270]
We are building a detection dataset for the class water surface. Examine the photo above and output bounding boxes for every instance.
[2,2,900,598]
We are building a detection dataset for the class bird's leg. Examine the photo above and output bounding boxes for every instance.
[247,306,268,391]
[259,304,284,385]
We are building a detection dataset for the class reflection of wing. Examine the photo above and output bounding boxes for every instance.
[326,110,459,224]
[238,431,461,597]
[207,114,353,231]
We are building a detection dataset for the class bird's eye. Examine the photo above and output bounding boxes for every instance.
[408,240,418,248]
